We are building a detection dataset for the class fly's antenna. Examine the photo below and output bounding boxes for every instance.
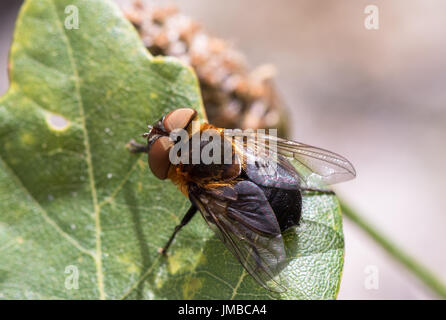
[142,125,153,138]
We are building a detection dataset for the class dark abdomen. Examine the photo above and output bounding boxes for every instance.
[258,185,302,232]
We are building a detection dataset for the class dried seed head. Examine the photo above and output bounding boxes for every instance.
[124,1,288,135]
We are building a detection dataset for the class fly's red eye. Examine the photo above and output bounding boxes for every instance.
[163,108,197,132]
[148,136,174,180]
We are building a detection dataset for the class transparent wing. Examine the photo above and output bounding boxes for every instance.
[232,131,356,188]
[274,135,356,185]
[189,180,286,292]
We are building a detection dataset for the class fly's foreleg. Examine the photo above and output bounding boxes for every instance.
[160,204,198,256]
[126,139,149,154]
[301,187,335,195]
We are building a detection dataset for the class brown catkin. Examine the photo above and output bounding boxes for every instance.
[124,0,288,135]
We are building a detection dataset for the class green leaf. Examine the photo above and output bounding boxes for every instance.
[0,0,344,300]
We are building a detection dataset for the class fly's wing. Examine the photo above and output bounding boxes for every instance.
[189,180,287,292]
[232,131,356,188]
[274,135,356,185]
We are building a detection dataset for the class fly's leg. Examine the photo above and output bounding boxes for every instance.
[301,187,335,195]
[126,139,148,154]
[160,204,198,256]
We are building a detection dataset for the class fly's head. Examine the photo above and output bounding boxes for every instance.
[144,108,198,180]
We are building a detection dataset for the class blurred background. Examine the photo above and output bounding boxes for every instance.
[1,0,445,299]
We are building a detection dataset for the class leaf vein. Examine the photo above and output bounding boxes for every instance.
[50,0,105,300]
[0,157,93,258]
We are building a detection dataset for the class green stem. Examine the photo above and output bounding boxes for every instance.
[340,200,446,299]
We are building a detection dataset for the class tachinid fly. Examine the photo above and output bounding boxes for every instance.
[128,108,356,292]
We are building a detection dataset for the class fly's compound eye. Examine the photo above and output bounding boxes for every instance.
[163,108,197,133]
[148,136,174,180]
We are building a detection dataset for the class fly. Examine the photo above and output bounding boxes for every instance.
[127,108,356,292]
